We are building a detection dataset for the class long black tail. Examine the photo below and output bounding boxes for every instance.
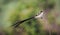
[12,17,34,28]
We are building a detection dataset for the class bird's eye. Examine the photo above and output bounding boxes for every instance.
[41,11,43,12]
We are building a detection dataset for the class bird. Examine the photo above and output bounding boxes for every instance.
[12,11,44,28]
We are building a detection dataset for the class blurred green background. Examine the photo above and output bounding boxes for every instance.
[0,0,60,35]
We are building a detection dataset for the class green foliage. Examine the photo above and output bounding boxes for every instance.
[0,0,59,35]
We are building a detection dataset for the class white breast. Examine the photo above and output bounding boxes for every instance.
[35,12,44,18]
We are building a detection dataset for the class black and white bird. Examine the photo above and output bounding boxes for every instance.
[12,11,44,28]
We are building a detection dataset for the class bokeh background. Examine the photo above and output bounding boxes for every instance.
[0,0,60,35]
